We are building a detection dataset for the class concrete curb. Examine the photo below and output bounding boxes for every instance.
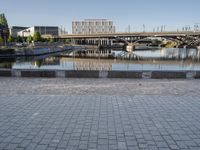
[65,70,99,78]
[21,70,56,78]
[0,69,200,79]
[108,71,142,78]
[0,69,12,77]
[151,71,186,79]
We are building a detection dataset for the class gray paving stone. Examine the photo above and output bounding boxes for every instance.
[5,143,18,149]
[0,78,200,150]
[11,137,24,144]
[118,142,127,149]
[24,143,37,150]
[169,144,180,150]
[46,147,56,150]
[19,140,31,148]
[35,144,48,150]
[189,147,200,150]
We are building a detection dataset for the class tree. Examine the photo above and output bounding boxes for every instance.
[65,39,71,44]
[7,35,14,43]
[33,32,41,42]
[49,38,55,43]
[27,35,33,43]
[0,13,9,41]
[40,37,46,42]
[0,13,8,27]
[35,60,43,68]
[16,36,23,43]
[0,36,3,44]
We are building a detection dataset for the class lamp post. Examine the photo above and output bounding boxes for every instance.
[143,24,145,32]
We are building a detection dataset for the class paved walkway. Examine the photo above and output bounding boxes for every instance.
[0,78,200,150]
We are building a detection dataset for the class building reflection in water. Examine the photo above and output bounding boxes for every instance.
[5,48,200,71]
[60,58,112,71]
[160,48,200,60]
[32,57,60,68]
[0,58,15,69]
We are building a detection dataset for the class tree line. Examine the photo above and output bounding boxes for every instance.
[0,13,9,45]
[0,13,56,45]
[9,32,57,43]
[0,13,71,45]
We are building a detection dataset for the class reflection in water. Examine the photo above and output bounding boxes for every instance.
[0,58,15,69]
[1,48,200,71]
[0,62,13,69]
[133,48,200,60]
[72,60,112,71]
[11,57,61,70]
[10,57,200,71]
[34,60,43,68]
[33,57,60,67]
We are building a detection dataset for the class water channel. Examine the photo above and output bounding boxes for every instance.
[1,48,200,71]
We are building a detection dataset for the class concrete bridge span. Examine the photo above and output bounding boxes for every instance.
[59,31,200,39]
[56,31,200,51]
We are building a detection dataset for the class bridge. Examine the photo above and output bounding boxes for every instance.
[59,31,200,39]
[56,31,200,52]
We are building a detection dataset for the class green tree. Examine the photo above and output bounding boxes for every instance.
[0,13,9,41]
[35,60,43,68]
[65,39,71,44]
[49,38,55,43]
[40,37,45,42]
[0,13,8,27]
[16,36,23,43]
[27,35,33,43]
[33,32,41,42]
[0,36,4,44]
[7,35,14,43]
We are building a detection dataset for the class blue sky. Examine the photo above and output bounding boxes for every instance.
[1,0,200,33]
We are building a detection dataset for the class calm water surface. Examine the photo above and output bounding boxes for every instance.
[1,48,200,71]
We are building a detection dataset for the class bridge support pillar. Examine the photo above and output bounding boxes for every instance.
[111,40,113,46]
[107,39,109,46]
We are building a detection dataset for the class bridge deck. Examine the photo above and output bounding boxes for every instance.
[59,31,200,39]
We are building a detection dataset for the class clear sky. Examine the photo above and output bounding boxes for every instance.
[1,0,200,33]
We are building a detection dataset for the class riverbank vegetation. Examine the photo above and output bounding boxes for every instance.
[164,41,178,48]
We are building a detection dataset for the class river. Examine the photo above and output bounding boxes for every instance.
[1,48,200,71]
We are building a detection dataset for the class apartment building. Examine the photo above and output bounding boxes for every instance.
[72,19,115,34]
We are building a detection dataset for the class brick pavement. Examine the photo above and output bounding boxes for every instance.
[0,78,200,150]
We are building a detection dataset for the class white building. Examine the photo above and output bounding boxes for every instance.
[17,26,59,37]
[9,26,29,38]
[72,19,116,35]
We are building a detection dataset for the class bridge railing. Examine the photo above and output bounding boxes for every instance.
[59,31,200,38]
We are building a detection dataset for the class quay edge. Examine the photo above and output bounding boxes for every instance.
[1,69,200,79]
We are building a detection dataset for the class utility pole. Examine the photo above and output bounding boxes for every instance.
[157,27,159,32]
[128,25,131,33]
[194,23,200,32]
[61,25,63,35]
[143,24,145,32]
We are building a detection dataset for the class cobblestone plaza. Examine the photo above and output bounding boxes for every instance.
[0,78,200,150]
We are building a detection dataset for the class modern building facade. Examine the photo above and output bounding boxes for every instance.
[72,19,115,35]
[9,26,29,38]
[17,26,59,37]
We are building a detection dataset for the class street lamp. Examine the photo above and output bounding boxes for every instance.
[143,24,145,32]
